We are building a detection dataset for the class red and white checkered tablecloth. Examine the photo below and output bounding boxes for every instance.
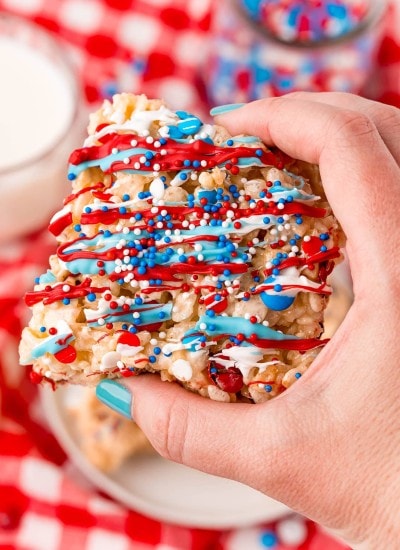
[0,1,399,549]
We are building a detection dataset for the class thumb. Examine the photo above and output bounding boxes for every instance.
[97,375,278,484]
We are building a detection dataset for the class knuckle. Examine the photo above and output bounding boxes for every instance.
[326,109,376,147]
[150,398,189,463]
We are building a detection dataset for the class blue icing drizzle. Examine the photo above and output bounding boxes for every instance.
[31,332,74,360]
[181,330,205,352]
[38,270,57,284]
[191,315,298,341]
[87,302,172,327]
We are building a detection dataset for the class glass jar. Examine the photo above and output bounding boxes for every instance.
[0,13,85,242]
[206,0,387,105]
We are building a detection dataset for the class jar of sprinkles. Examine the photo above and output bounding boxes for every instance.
[206,0,387,105]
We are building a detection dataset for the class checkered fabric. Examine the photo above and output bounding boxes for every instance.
[0,1,399,548]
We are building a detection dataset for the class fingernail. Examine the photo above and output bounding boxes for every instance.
[209,103,245,117]
[96,380,132,419]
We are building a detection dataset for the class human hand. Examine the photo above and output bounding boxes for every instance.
[96,93,400,548]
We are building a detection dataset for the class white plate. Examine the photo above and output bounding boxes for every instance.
[41,385,289,529]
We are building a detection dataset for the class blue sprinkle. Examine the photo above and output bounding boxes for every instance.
[179,173,188,181]
[39,326,46,333]
[320,233,329,241]
[145,151,154,160]
[137,266,147,275]
[87,293,96,302]
[263,217,270,224]
[122,324,128,330]
[63,298,70,305]
[296,218,303,225]
[260,530,278,548]
[159,311,166,319]
[135,297,143,305]
[119,207,127,214]
[154,347,161,355]
[104,230,112,237]
[227,139,234,146]
[206,310,216,317]
[159,138,167,145]
[272,268,280,275]
[264,384,272,393]
[274,284,282,292]
[122,194,130,201]
[215,294,222,301]
[255,149,263,157]
[101,206,109,212]
[149,356,156,364]
[320,245,327,252]
[84,207,92,213]
[208,324,216,331]
[67,173,76,180]
[74,224,81,232]
[135,213,142,220]
[183,159,191,167]
[210,367,218,374]
[144,161,151,167]
[129,326,137,333]
[295,372,302,379]
[192,160,200,168]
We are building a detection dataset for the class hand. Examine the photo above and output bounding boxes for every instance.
[99,93,400,548]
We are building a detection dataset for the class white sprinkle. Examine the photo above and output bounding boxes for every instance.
[200,219,207,226]
[303,235,311,242]
[201,160,207,167]
[156,222,163,228]
[133,312,140,319]
[153,164,161,172]
[150,338,157,345]
[123,157,130,165]
[112,147,118,154]
[130,139,138,147]
[116,361,125,369]
[134,228,141,235]
[123,227,129,234]
[199,322,207,330]
[98,318,105,326]
[292,246,299,253]
[134,162,141,170]
[146,136,154,144]
[154,141,161,148]
[277,203,284,210]
[160,149,167,156]
[197,254,204,261]
[159,331,166,339]
[62,284,70,292]
[194,244,202,251]
[139,156,146,163]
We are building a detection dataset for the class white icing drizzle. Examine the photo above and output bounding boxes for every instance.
[84,105,178,146]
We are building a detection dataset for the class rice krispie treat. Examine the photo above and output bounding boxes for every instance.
[20,93,345,403]
[69,389,153,472]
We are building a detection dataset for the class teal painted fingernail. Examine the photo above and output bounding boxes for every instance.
[96,380,132,419]
[209,103,245,116]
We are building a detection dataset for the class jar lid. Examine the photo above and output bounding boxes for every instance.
[240,0,370,43]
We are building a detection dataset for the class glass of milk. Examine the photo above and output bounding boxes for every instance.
[0,13,84,242]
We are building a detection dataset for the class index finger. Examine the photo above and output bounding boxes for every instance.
[214,97,400,279]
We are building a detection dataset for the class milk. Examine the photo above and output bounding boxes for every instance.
[0,37,75,170]
[0,27,83,242]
